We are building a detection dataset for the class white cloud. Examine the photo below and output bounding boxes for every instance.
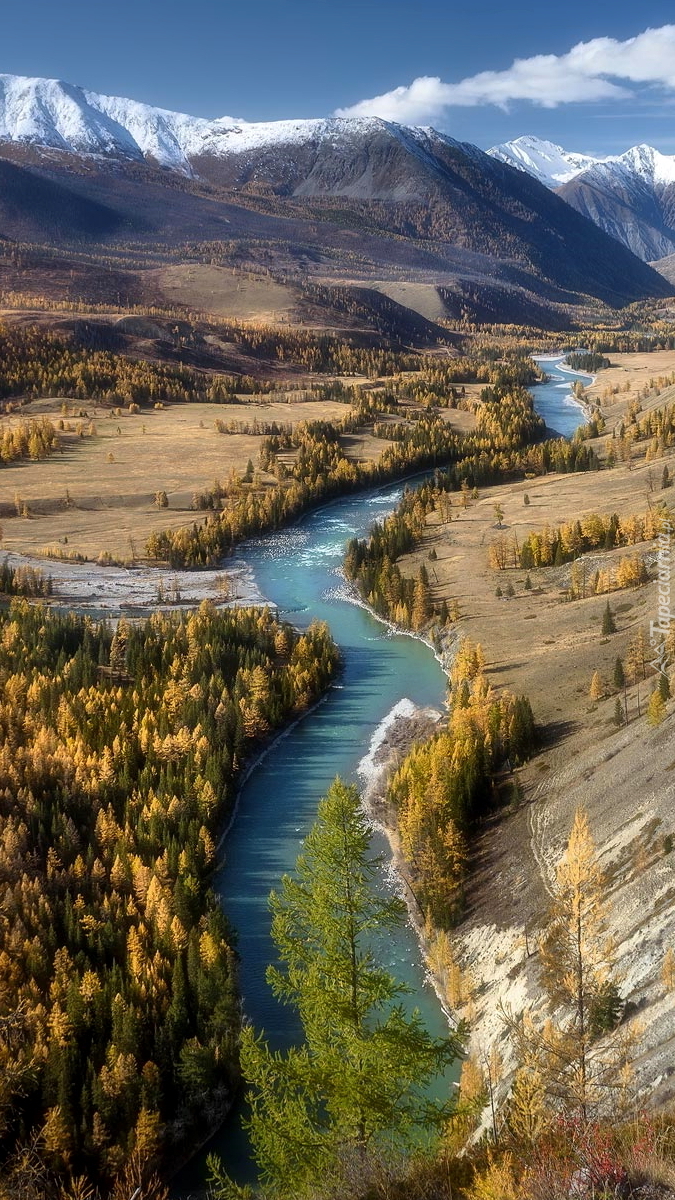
[335,25,675,123]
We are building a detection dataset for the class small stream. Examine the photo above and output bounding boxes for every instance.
[173,356,589,1196]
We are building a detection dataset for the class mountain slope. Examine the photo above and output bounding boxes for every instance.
[489,135,675,261]
[0,75,671,315]
[558,147,675,261]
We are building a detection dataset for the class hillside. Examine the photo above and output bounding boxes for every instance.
[0,75,671,325]
[491,134,675,262]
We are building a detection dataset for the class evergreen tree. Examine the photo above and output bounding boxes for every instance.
[210,780,463,1198]
[109,618,130,674]
[411,567,431,631]
[601,602,616,635]
[509,809,632,1124]
[613,657,625,690]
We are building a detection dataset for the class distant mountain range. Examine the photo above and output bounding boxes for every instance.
[489,135,675,263]
[0,74,671,323]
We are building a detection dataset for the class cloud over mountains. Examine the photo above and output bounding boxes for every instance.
[335,25,675,123]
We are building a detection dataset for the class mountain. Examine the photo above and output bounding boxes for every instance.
[488,135,675,262]
[0,75,670,319]
[487,136,598,188]
[652,251,675,285]
[558,147,675,262]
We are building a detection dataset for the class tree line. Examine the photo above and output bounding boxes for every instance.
[146,395,505,569]
[564,352,611,373]
[500,503,673,571]
[0,416,58,464]
[0,601,338,1196]
[387,640,536,926]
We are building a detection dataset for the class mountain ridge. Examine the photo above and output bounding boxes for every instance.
[0,73,671,318]
[488,134,675,261]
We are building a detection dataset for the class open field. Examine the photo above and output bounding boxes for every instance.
[366,281,450,324]
[0,391,475,560]
[147,264,300,322]
[0,395,353,560]
[588,349,675,406]
[406,456,670,725]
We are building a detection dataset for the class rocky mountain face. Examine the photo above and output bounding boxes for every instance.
[489,135,675,262]
[0,75,671,317]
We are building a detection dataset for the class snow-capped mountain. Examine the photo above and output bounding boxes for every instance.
[487,135,600,188]
[488,135,675,261]
[0,73,474,184]
[0,74,670,311]
[559,145,675,262]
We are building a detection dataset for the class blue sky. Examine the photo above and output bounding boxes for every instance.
[6,2,675,154]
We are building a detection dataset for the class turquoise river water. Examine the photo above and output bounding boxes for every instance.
[174,356,589,1195]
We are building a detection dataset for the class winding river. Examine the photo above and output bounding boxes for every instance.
[174,356,590,1196]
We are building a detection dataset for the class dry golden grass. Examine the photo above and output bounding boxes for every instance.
[147,264,299,322]
[400,397,675,734]
[0,395,351,560]
[588,350,675,404]
[363,281,450,324]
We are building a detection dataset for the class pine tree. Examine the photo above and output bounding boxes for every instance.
[614,697,624,726]
[613,657,625,690]
[627,628,648,681]
[109,619,130,675]
[507,1049,546,1145]
[411,567,431,631]
[601,602,616,635]
[210,780,463,1198]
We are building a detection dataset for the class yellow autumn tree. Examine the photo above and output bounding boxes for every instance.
[647,689,666,726]
[537,809,631,1120]
[589,671,604,702]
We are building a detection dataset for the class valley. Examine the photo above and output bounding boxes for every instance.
[2,58,675,1200]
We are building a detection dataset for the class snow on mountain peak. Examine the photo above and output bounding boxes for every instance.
[488,134,675,193]
[0,75,457,175]
[487,135,599,187]
[4,73,675,200]
[607,143,675,186]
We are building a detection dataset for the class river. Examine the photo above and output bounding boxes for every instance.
[533,354,594,437]
[173,356,590,1196]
